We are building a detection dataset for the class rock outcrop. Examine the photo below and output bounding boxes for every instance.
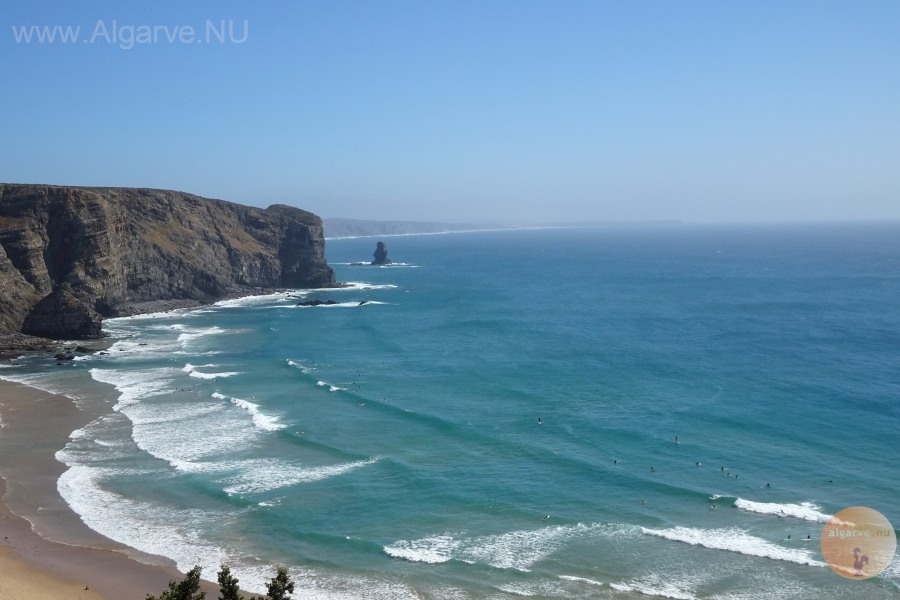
[371,241,392,265]
[0,184,336,340]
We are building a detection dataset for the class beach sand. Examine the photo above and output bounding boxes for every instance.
[0,380,220,600]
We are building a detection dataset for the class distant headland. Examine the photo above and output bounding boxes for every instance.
[323,218,507,239]
[323,217,683,239]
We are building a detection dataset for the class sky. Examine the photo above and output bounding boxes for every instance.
[1,1,899,224]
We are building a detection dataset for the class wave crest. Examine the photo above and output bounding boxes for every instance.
[640,526,825,567]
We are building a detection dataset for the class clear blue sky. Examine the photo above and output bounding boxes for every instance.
[2,1,898,223]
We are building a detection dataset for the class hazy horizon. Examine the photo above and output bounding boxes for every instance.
[2,1,898,224]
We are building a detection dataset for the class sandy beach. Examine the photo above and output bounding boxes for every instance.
[0,380,219,600]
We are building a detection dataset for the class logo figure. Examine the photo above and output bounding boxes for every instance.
[852,547,869,577]
[821,507,895,580]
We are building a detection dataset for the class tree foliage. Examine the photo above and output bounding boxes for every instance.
[217,565,244,600]
[146,565,206,600]
[148,563,295,600]
[263,566,294,600]
[248,566,295,600]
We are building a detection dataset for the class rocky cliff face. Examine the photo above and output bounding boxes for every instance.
[0,184,336,340]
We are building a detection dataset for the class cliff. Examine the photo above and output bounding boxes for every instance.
[0,184,336,341]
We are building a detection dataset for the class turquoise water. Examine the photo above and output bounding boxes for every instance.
[2,224,899,599]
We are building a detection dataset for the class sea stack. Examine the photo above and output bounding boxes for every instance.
[371,241,392,265]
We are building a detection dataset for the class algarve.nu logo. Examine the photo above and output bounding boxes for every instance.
[820,507,896,579]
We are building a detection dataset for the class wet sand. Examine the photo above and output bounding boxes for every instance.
[0,380,220,599]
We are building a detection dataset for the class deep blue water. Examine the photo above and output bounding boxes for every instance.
[2,224,899,599]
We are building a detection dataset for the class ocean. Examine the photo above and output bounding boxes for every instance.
[1,224,899,599]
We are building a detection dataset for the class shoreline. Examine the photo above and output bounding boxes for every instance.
[0,380,220,599]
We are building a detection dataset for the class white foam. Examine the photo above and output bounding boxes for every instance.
[56,463,229,576]
[103,307,198,323]
[296,301,385,309]
[559,575,604,586]
[228,395,285,432]
[89,367,177,408]
[183,363,241,379]
[495,580,566,597]
[177,326,228,344]
[125,400,254,468]
[57,459,419,599]
[213,292,293,308]
[182,363,219,371]
[54,424,409,600]
[104,336,182,358]
[383,534,458,564]
[734,498,832,522]
[287,359,315,374]
[385,523,623,571]
[221,456,380,495]
[316,381,345,392]
[189,370,240,380]
[883,552,900,580]
[640,526,825,567]
[328,281,398,292]
[610,576,697,600]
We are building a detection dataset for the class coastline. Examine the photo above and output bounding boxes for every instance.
[0,380,219,600]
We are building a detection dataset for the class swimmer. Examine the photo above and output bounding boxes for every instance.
[542,515,550,520]
[640,499,645,504]
[695,461,701,466]
[614,459,620,464]
[650,467,656,472]
[711,504,717,510]
[537,417,542,425]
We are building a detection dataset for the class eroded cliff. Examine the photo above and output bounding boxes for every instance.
[0,184,335,340]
